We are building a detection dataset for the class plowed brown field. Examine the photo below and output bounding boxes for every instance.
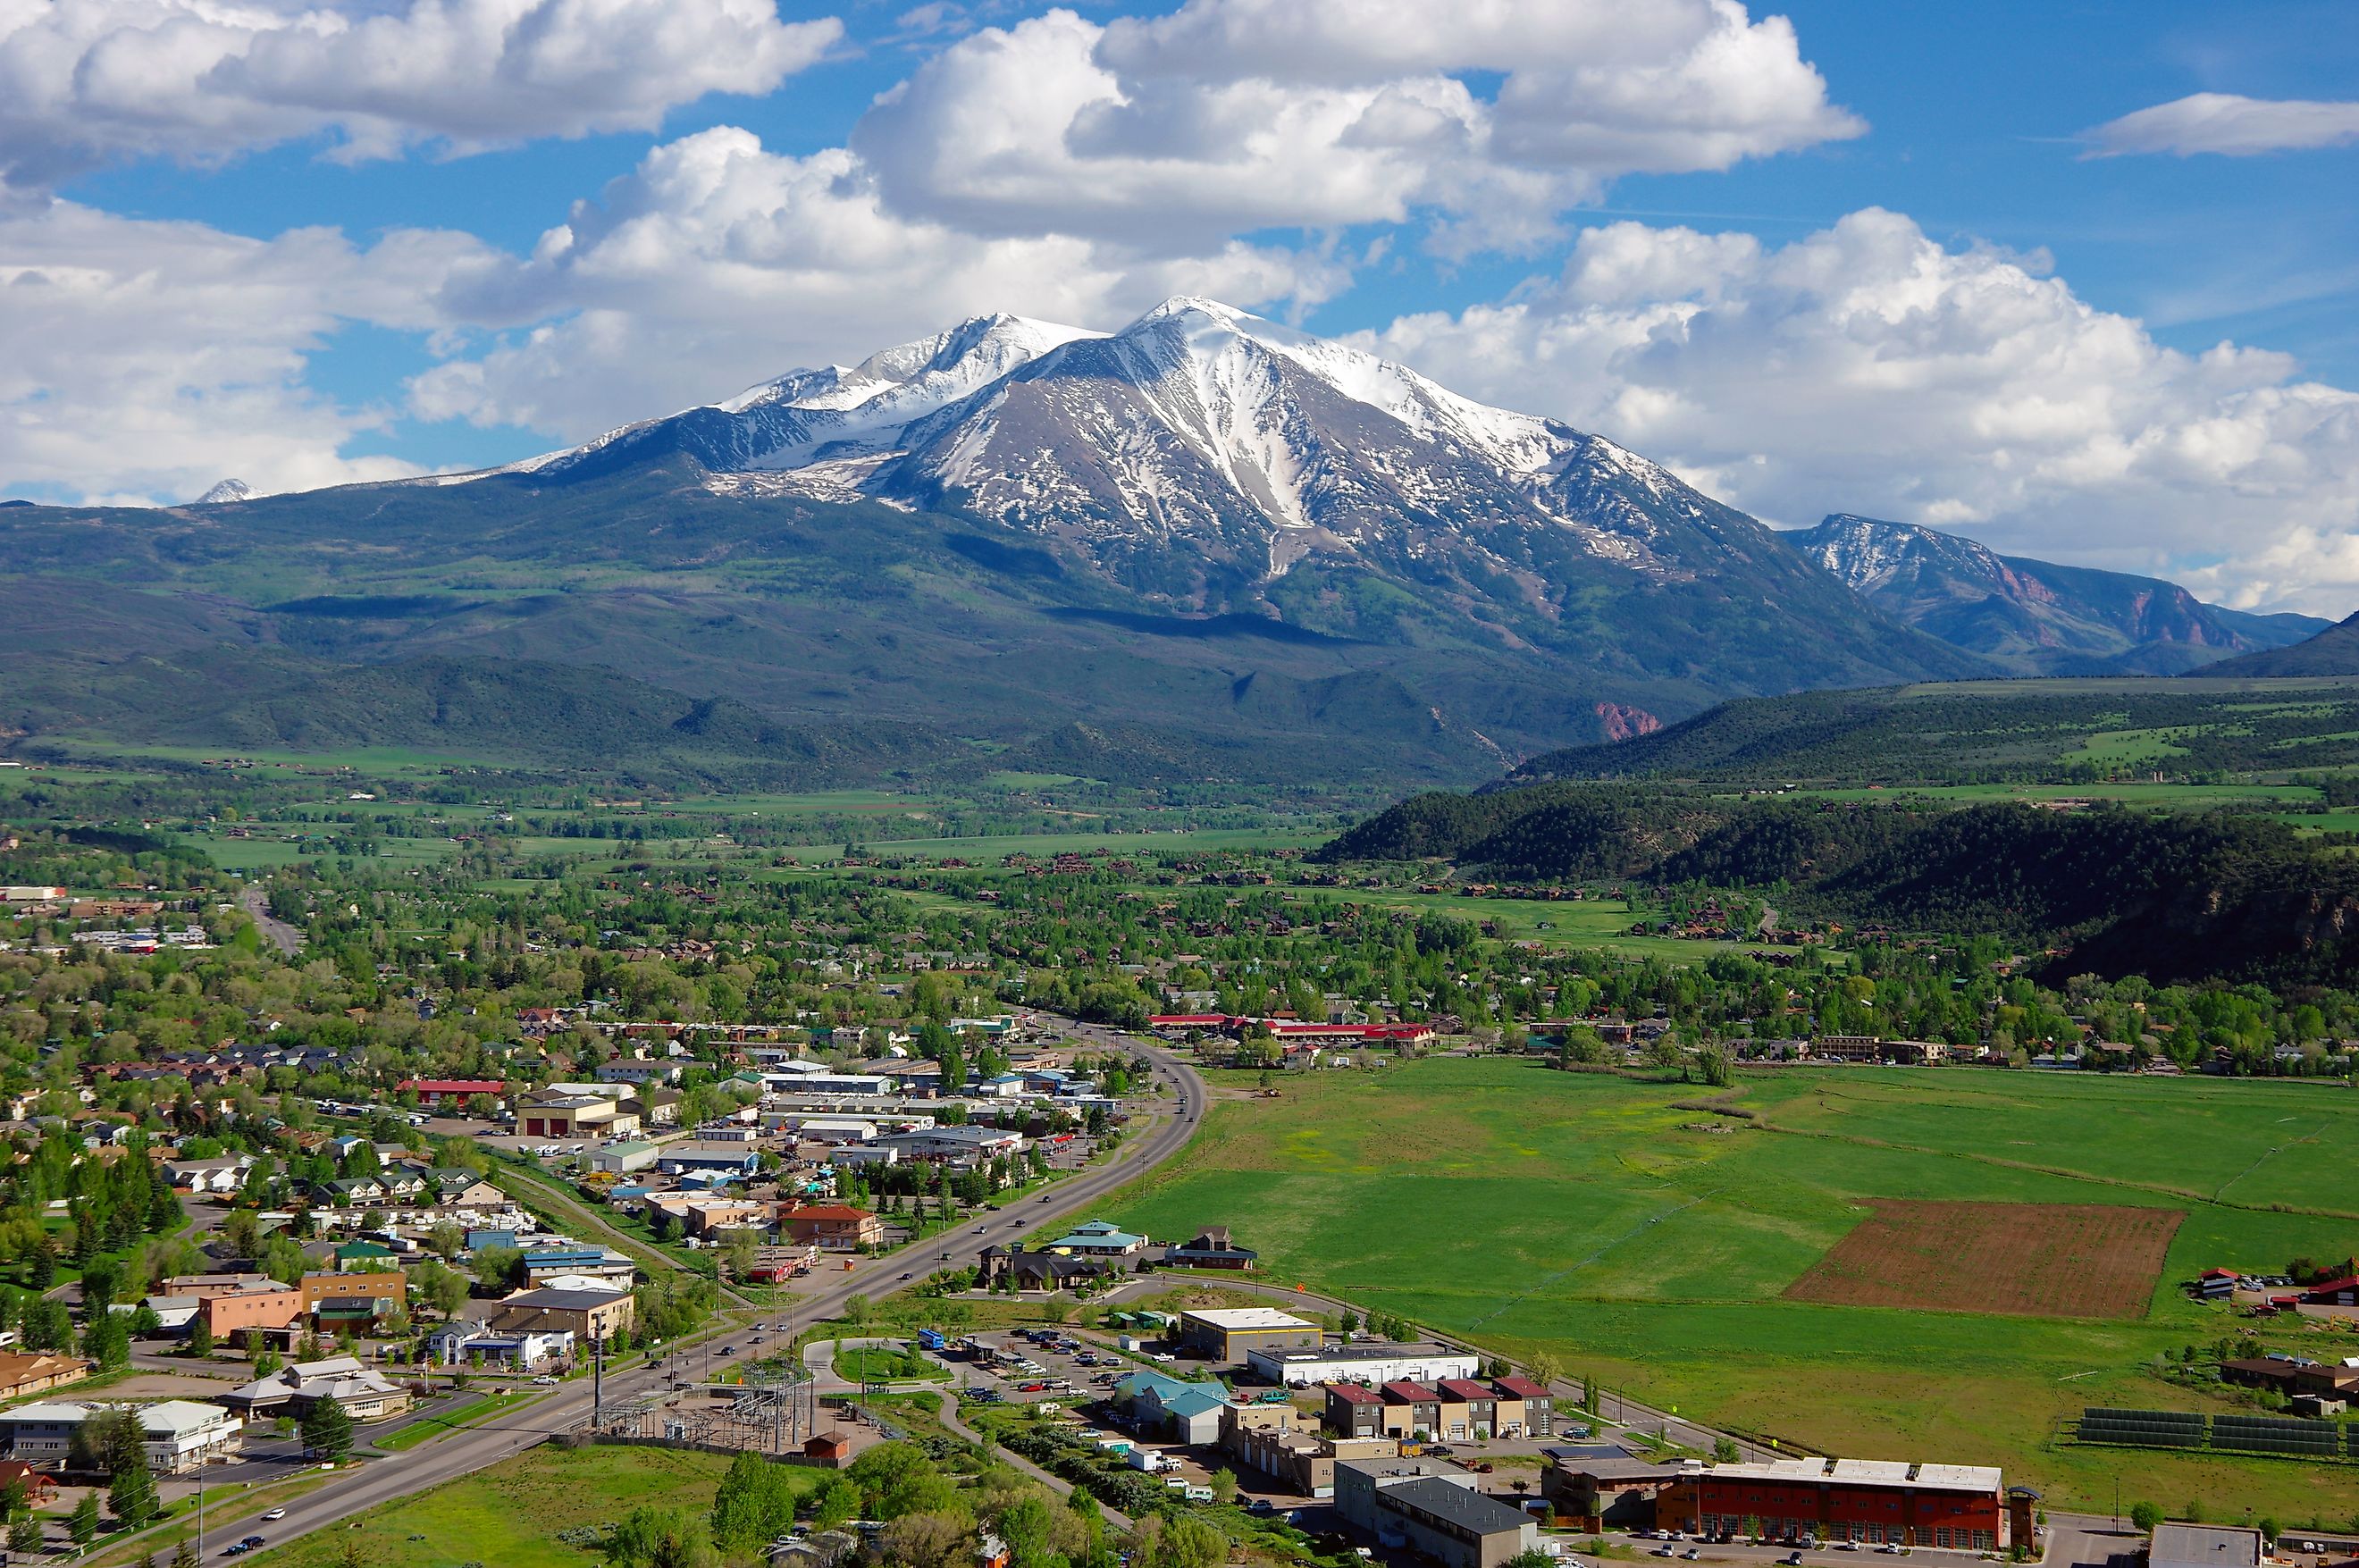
[1784,1199,2183,1319]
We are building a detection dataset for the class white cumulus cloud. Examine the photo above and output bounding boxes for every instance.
[854,1,1860,258]
[409,126,1350,440]
[1364,209,2359,613]
[0,198,505,502]
[2083,93,2359,158]
[0,0,844,189]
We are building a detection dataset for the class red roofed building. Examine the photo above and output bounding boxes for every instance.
[778,1203,883,1250]
[1379,1380,1441,1438]
[2300,1275,2359,1306]
[1489,1375,1554,1437]
[398,1079,506,1107]
[1323,1380,1386,1438]
[1436,1378,1499,1438]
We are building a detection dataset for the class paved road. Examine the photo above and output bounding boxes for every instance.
[235,1030,1205,1561]
[239,884,305,957]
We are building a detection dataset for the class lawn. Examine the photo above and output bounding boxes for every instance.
[252,1444,760,1568]
[835,1341,946,1382]
[1098,1059,2359,1522]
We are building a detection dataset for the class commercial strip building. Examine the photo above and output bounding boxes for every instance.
[489,1286,635,1343]
[0,1400,243,1476]
[1250,1340,1478,1388]
[1659,1457,2011,1550]
[1174,1306,1321,1363]
[0,1352,93,1402]
[2151,1524,2263,1568]
[1335,1456,1541,1568]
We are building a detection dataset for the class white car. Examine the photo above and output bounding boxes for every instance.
[260,1509,287,1522]
[533,1375,559,1386]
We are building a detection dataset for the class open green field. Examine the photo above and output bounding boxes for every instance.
[1800,782,2322,808]
[252,1444,758,1568]
[1102,1060,2359,1520]
[776,824,1331,863]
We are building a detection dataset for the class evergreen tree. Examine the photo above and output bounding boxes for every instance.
[110,1451,161,1530]
[68,1491,100,1548]
[302,1397,356,1461]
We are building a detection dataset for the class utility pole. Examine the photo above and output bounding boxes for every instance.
[592,1331,604,1428]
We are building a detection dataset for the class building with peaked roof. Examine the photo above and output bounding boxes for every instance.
[778,1203,883,1250]
[1041,1220,1149,1256]
[222,1356,414,1423]
[0,1352,93,1402]
[1115,1370,1230,1445]
[1163,1225,1258,1270]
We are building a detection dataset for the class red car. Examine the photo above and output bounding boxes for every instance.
[1017,1381,1050,1393]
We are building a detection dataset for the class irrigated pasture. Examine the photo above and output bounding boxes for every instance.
[1103,1058,2359,1520]
[1783,1199,2184,1318]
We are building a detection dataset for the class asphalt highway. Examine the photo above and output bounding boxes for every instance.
[227,1029,1207,1561]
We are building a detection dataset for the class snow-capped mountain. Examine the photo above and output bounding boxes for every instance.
[492,298,1836,600]
[1795,513,2325,674]
[197,478,254,505]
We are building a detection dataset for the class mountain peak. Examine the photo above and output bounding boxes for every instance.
[196,478,254,505]
[1795,512,2326,675]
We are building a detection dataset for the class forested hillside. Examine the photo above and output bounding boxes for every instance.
[1507,677,2359,785]
[1319,787,2359,986]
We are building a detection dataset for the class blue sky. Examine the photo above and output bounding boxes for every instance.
[5,0,2356,608]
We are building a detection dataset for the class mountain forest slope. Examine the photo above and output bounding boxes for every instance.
[0,301,1989,790]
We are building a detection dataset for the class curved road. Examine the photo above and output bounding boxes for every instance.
[229,1029,1205,1560]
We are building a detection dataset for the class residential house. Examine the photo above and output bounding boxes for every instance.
[1163,1225,1258,1270]
[595,1061,683,1087]
[162,1156,249,1195]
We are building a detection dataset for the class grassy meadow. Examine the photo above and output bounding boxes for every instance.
[252,1445,757,1568]
[1100,1060,2359,1521]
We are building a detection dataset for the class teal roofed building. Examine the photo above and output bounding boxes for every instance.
[1043,1219,1148,1257]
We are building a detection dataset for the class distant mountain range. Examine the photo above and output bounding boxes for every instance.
[2199,613,2359,677]
[0,300,2331,788]
[1792,514,2326,675]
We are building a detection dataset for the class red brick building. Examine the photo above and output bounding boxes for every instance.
[1661,1458,2007,1551]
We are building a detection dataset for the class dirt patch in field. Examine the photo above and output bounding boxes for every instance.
[1784,1200,2183,1319]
